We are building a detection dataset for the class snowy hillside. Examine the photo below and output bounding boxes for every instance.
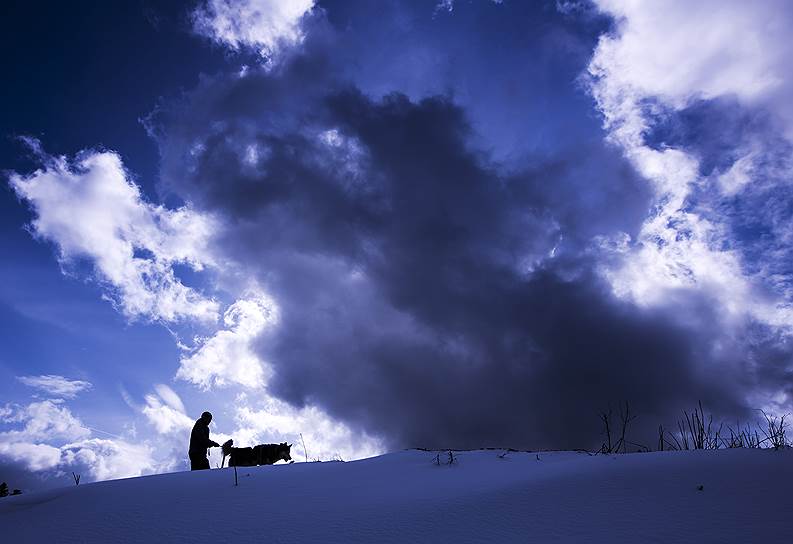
[2,448,791,543]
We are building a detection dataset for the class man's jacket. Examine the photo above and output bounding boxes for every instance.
[189,419,216,456]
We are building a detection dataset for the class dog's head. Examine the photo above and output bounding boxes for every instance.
[221,439,234,456]
[278,442,292,462]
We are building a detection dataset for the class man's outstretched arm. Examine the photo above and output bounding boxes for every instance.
[204,428,219,448]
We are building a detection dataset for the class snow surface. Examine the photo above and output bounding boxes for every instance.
[2,448,791,543]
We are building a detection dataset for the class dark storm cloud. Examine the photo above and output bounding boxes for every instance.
[152,62,753,450]
[148,5,762,450]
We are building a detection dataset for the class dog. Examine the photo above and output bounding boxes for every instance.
[221,439,292,467]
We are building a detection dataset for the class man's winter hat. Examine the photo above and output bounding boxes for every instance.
[201,411,212,420]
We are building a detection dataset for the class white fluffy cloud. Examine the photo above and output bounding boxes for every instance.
[60,438,157,482]
[233,396,383,462]
[588,0,793,328]
[0,400,91,443]
[0,442,62,472]
[9,141,220,323]
[176,295,279,389]
[17,375,92,399]
[0,400,159,480]
[142,384,194,435]
[592,0,793,130]
[192,0,315,62]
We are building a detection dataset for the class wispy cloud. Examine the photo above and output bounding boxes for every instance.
[141,385,193,435]
[176,294,279,390]
[17,375,93,399]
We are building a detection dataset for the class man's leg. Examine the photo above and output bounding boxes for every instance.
[190,454,210,471]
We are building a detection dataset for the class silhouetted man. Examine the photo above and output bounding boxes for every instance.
[189,411,219,471]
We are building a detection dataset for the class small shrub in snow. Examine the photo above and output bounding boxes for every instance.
[431,451,458,466]
[678,402,722,450]
[722,424,761,449]
[599,402,644,454]
[599,406,614,453]
[760,411,789,450]
[0,482,20,497]
[633,401,787,453]
[657,402,722,451]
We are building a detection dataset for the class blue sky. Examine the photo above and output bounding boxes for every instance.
[2,0,793,490]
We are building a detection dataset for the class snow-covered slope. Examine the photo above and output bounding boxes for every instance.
[2,448,791,543]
